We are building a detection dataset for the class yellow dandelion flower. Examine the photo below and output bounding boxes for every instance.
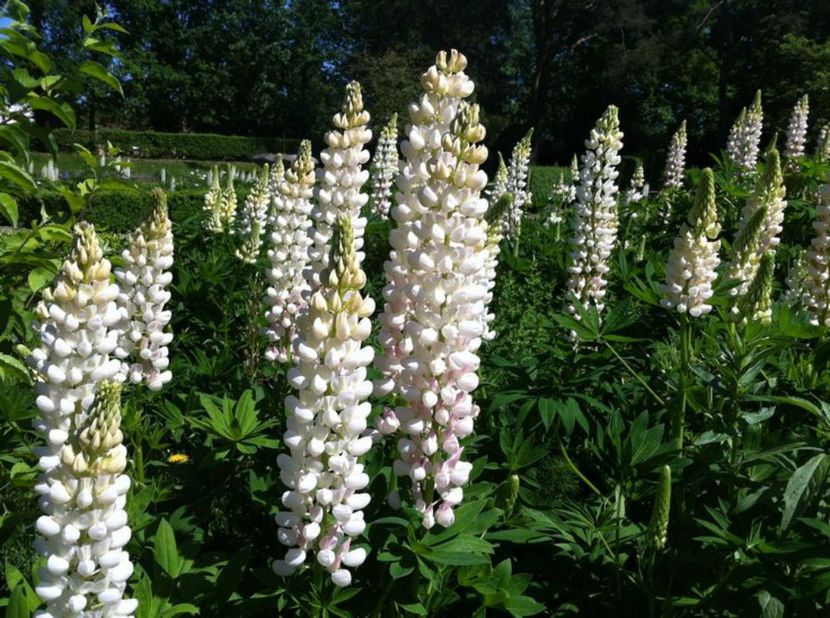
[168,453,189,464]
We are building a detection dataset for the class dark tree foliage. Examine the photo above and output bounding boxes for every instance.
[24,0,830,165]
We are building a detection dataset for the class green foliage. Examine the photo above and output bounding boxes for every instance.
[528,165,567,211]
[49,128,299,161]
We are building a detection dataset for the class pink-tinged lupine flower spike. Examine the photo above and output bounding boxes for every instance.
[566,105,624,327]
[273,216,375,587]
[376,53,488,529]
[803,182,830,326]
[660,168,721,317]
[114,189,175,391]
[264,141,315,363]
[307,81,372,292]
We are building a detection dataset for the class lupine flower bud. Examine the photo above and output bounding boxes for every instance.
[737,253,774,324]
[803,182,830,326]
[375,50,489,528]
[625,162,647,205]
[235,164,271,263]
[663,120,687,189]
[370,114,399,219]
[501,128,533,242]
[727,90,763,175]
[30,228,136,614]
[784,95,809,169]
[308,81,372,291]
[726,149,786,298]
[114,190,174,391]
[273,217,375,587]
[566,105,624,324]
[494,474,520,516]
[660,168,721,317]
[646,465,671,552]
[264,141,315,363]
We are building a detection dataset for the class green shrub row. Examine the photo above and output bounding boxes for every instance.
[48,129,300,162]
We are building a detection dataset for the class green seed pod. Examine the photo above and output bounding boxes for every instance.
[495,473,520,516]
[646,465,671,551]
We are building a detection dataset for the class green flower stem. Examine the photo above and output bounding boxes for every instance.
[673,314,691,452]
[604,341,666,406]
[556,431,602,497]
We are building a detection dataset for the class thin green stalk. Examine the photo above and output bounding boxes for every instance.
[604,341,666,406]
[556,433,602,497]
[673,315,691,452]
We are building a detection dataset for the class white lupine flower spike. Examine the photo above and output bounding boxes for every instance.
[803,182,830,326]
[664,120,687,189]
[501,128,533,244]
[784,95,809,170]
[370,114,399,219]
[375,49,488,529]
[273,217,375,587]
[203,165,223,232]
[817,124,830,163]
[218,167,238,233]
[727,90,763,176]
[28,224,135,616]
[114,190,175,391]
[566,105,624,325]
[235,164,271,263]
[308,81,372,292]
[660,168,721,317]
[264,141,315,364]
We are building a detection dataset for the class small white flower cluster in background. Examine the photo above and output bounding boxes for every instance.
[625,162,648,206]
[218,167,238,233]
[307,81,371,292]
[375,50,485,529]
[203,165,223,232]
[28,224,135,616]
[660,168,721,317]
[264,142,315,363]
[370,114,399,219]
[782,249,807,304]
[784,94,809,169]
[566,105,624,322]
[726,149,786,299]
[663,120,687,189]
[273,217,375,587]
[817,124,830,162]
[501,129,533,243]
[114,190,175,391]
[803,182,830,326]
[235,164,271,263]
[727,90,763,175]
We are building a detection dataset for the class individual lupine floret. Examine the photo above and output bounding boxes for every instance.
[566,105,624,321]
[235,164,271,263]
[726,149,786,298]
[114,189,174,391]
[370,114,399,219]
[218,167,238,233]
[727,90,763,175]
[307,81,372,292]
[803,183,830,326]
[663,121,687,189]
[817,124,830,163]
[660,168,721,317]
[34,381,136,617]
[375,50,486,529]
[784,95,809,168]
[273,217,375,587]
[501,128,533,242]
[625,162,647,205]
[736,253,774,324]
[203,165,222,232]
[264,141,315,363]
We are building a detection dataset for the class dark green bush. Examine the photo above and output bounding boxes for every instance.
[48,129,300,161]
[529,165,566,211]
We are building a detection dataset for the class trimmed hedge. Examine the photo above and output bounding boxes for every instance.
[17,188,247,233]
[48,129,300,162]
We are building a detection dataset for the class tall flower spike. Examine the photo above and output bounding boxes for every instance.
[727,90,763,175]
[782,248,808,304]
[817,124,830,163]
[273,216,375,587]
[737,253,774,324]
[664,120,687,189]
[566,105,624,323]
[236,164,271,263]
[486,152,508,206]
[375,50,486,529]
[370,114,399,219]
[219,166,238,233]
[726,148,786,298]
[35,380,137,617]
[203,165,223,232]
[114,189,175,391]
[264,141,315,363]
[625,162,647,205]
[268,155,285,221]
[803,182,830,326]
[501,128,533,242]
[308,81,372,292]
[784,95,809,168]
[645,465,671,552]
[660,168,721,317]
